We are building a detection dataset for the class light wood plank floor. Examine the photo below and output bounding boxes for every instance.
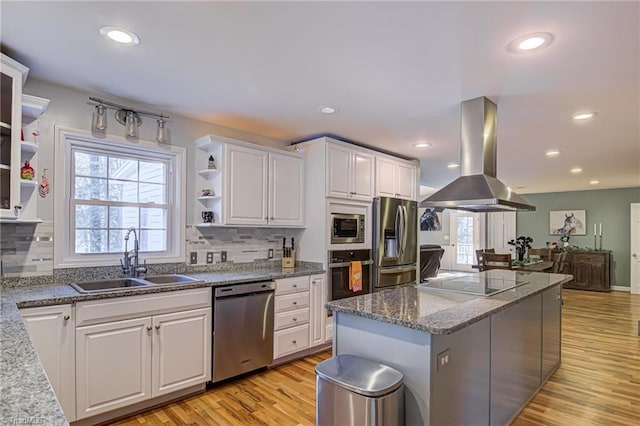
[112,289,639,426]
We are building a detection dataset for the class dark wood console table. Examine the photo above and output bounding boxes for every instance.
[558,250,611,291]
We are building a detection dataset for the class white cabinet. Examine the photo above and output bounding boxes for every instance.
[194,135,303,227]
[75,288,211,420]
[20,305,76,421]
[375,156,417,200]
[273,276,310,360]
[1,54,46,222]
[327,143,374,201]
[309,274,326,347]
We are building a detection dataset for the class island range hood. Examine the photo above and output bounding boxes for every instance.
[421,96,535,212]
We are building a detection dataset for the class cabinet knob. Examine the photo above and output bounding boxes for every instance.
[292,339,297,344]
[63,315,70,321]
[292,317,297,321]
[292,301,297,305]
[155,325,161,330]
[14,205,22,210]
[147,326,152,331]
[293,284,297,288]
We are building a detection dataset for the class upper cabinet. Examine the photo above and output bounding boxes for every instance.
[375,156,417,200]
[194,135,304,227]
[0,54,49,222]
[326,142,374,201]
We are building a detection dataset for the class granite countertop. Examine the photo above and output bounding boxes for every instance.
[326,270,573,335]
[0,264,324,425]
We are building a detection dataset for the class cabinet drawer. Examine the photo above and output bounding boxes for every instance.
[76,287,212,327]
[274,324,310,359]
[275,276,310,295]
[275,292,309,313]
[274,307,310,331]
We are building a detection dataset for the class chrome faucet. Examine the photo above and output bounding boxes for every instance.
[120,227,147,277]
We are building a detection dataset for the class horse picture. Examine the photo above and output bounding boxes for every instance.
[420,208,442,231]
[549,210,586,235]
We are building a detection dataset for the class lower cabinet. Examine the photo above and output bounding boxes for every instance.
[20,304,76,422]
[542,284,562,380]
[561,251,611,291]
[74,288,211,420]
[309,274,326,347]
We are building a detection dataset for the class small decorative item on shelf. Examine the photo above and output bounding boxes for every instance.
[39,168,50,198]
[31,130,40,144]
[208,155,216,170]
[20,129,24,141]
[201,188,213,197]
[507,235,533,261]
[20,161,34,180]
[282,237,295,268]
[1,199,9,209]
[201,211,214,223]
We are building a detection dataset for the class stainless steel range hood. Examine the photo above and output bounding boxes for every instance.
[421,96,535,212]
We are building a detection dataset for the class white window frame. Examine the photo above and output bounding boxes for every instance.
[54,126,186,268]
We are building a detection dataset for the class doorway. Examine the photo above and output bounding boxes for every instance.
[450,211,482,271]
[631,203,640,294]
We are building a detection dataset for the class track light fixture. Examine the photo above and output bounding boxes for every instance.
[89,96,170,142]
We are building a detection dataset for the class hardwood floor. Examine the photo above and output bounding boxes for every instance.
[112,289,639,426]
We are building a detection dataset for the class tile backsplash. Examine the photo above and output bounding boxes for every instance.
[0,222,304,279]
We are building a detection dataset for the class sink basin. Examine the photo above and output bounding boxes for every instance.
[70,278,150,293]
[141,274,203,285]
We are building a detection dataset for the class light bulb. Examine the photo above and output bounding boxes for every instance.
[93,104,107,131]
[125,111,138,138]
[156,118,168,143]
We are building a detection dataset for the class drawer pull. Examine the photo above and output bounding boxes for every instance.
[292,317,297,321]
[293,284,297,288]
[292,301,297,305]
[292,339,297,344]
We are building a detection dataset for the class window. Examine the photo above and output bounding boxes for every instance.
[54,127,185,267]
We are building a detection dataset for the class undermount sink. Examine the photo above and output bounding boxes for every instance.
[70,278,150,293]
[141,274,203,285]
[70,274,203,293]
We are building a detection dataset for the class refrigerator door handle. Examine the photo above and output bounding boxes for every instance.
[401,205,408,257]
[395,205,402,257]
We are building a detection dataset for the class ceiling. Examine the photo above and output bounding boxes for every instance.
[1,1,638,194]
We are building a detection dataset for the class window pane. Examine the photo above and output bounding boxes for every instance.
[75,152,106,177]
[108,180,138,202]
[75,204,107,228]
[140,230,167,252]
[109,229,128,253]
[139,183,165,203]
[109,206,139,229]
[140,161,165,184]
[109,157,138,181]
[76,229,108,253]
[141,208,167,229]
[75,177,107,200]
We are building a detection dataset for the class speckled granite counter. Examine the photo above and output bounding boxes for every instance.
[326,270,573,335]
[0,264,323,425]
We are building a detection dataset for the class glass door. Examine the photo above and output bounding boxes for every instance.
[450,211,480,271]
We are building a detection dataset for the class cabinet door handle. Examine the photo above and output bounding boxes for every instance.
[146,326,152,331]
[293,284,297,288]
[155,325,161,330]
[292,317,297,321]
[292,301,298,305]
[63,315,70,322]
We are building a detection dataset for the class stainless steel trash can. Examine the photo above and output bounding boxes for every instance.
[315,354,404,426]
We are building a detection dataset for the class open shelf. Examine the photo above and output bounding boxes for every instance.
[195,222,225,228]
[198,168,220,179]
[22,94,50,125]
[0,217,43,224]
[197,195,221,201]
[20,141,38,154]
[20,179,38,188]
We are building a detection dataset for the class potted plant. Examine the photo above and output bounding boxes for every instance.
[507,236,533,261]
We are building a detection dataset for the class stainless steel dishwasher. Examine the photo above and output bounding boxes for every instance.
[212,281,275,382]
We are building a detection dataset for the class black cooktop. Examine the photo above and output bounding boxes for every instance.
[421,275,529,297]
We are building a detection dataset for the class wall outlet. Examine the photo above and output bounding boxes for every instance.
[221,251,227,262]
[190,252,198,264]
[437,349,450,371]
[206,252,214,264]
[268,248,274,259]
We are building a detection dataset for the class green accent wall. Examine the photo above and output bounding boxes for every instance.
[516,187,640,287]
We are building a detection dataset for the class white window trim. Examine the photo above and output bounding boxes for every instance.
[53,126,186,268]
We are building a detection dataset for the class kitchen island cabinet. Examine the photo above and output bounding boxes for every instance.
[327,271,570,425]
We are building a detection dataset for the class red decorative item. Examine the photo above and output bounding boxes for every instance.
[20,161,34,180]
[39,169,50,197]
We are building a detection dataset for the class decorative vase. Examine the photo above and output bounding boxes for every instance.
[517,249,526,262]
[20,161,34,180]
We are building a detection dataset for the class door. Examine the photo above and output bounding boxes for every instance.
[631,203,640,294]
[21,305,76,421]
[375,157,396,198]
[395,163,416,200]
[487,212,516,256]
[451,211,480,271]
[152,308,211,396]
[309,274,326,347]
[351,150,374,200]
[269,153,303,226]
[226,145,268,225]
[326,143,351,198]
[76,317,152,419]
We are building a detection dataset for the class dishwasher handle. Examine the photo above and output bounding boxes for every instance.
[215,281,275,298]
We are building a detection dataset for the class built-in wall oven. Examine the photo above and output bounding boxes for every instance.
[328,249,373,312]
[330,213,365,245]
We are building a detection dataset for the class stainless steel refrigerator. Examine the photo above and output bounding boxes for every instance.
[372,197,418,289]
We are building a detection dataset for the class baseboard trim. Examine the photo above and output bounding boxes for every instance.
[610,285,631,292]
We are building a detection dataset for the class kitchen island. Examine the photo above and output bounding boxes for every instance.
[326,270,572,426]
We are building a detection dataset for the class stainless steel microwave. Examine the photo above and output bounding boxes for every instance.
[331,213,365,244]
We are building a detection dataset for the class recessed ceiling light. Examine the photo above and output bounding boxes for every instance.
[589,180,600,185]
[570,167,583,174]
[507,32,554,53]
[572,112,596,121]
[414,142,431,148]
[318,106,338,114]
[447,163,459,169]
[545,150,560,157]
[100,26,140,45]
